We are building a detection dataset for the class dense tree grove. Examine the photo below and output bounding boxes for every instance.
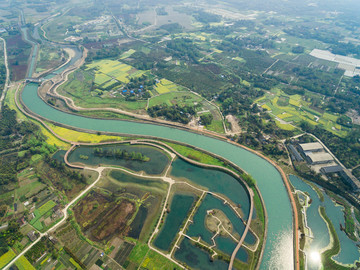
[0,106,58,186]
[46,158,87,184]
[93,148,150,161]
[166,38,202,63]
[199,113,213,126]
[148,104,197,124]
[0,220,22,255]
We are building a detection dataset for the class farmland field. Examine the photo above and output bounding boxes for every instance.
[141,249,181,269]
[154,79,185,94]
[15,256,36,270]
[149,91,202,107]
[73,190,136,242]
[256,88,349,137]
[0,249,16,269]
[120,49,136,59]
[35,46,64,74]
[86,59,146,85]
[29,200,57,230]
[57,69,147,113]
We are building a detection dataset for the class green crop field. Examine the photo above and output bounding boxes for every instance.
[86,60,146,85]
[15,256,35,270]
[37,200,57,216]
[256,88,348,137]
[154,79,182,94]
[94,73,112,85]
[0,249,16,268]
[149,92,201,107]
[58,69,147,113]
[16,180,46,199]
[127,242,149,264]
[30,200,57,230]
[141,249,181,270]
[120,49,136,59]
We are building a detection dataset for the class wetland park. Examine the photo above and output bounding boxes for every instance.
[1,1,360,269]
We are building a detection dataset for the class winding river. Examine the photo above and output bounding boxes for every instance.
[20,27,294,269]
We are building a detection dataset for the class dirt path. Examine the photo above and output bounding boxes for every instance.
[0,37,10,111]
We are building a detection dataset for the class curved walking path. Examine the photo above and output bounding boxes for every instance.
[0,37,10,111]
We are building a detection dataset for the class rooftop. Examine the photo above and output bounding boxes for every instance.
[299,142,323,152]
[306,152,334,163]
[320,165,343,174]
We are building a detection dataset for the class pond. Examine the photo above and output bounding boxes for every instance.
[128,205,148,239]
[154,194,195,251]
[174,237,229,270]
[110,170,165,190]
[186,193,254,261]
[68,144,170,175]
[170,159,250,219]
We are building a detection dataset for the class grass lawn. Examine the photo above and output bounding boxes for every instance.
[78,110,135,120]
[30,154,43,165]
[205,119,225,133]
[165,142,225,167]
[16,180,46,199]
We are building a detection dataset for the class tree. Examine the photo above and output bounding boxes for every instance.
[200,114,213,126]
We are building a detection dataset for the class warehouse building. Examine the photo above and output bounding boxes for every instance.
[299,142,324,153]
[288,145,304,162]
[340,169,360,191]
[305,152,334,165]
[320,165,343,174]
